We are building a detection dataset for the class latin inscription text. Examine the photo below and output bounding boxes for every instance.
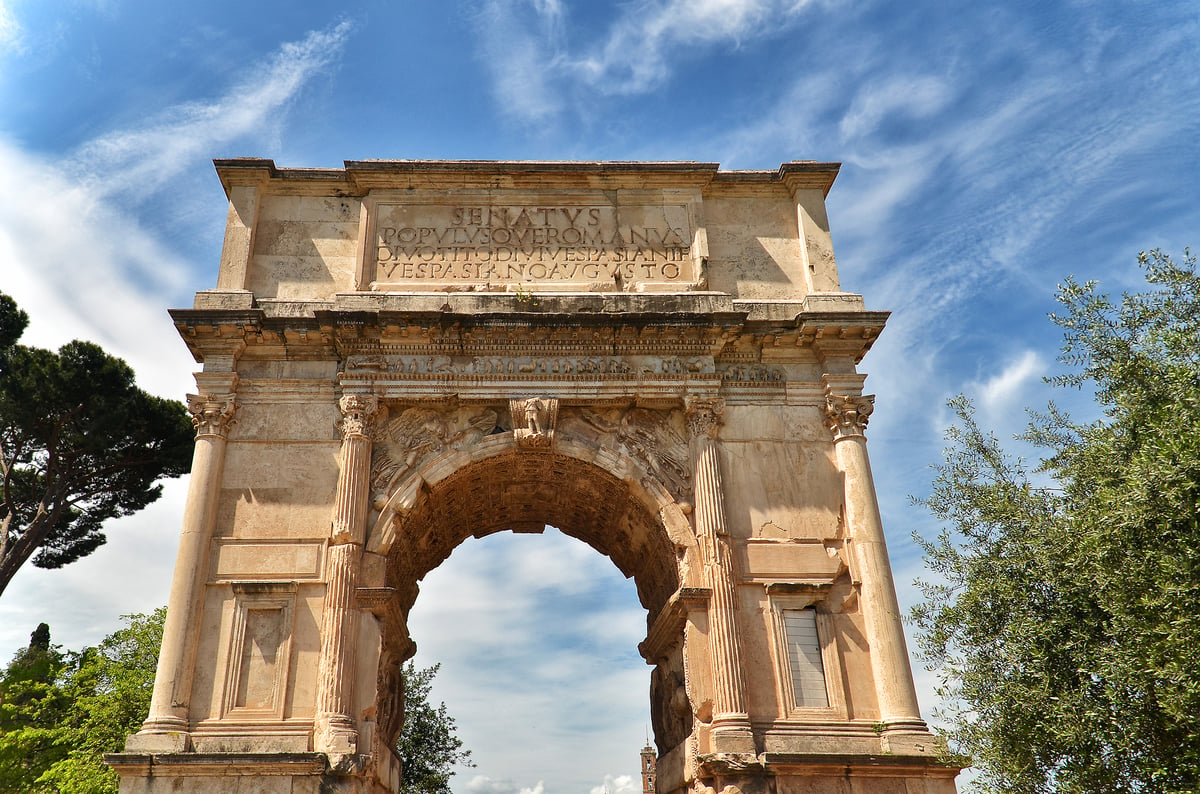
[373,203,694,285]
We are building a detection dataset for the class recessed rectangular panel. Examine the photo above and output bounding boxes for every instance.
[212,541,323,580]
[235,607,286,710]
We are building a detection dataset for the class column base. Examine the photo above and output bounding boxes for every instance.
[315,715,360,756]
[710,714,756,754]
[124,718,192,752]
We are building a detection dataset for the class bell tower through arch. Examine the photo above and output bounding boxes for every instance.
[109,159,959,794]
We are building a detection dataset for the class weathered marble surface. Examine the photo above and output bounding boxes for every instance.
[110,160,957,794]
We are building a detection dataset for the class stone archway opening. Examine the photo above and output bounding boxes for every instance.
[404,526,651,787]
[370,443,694,768]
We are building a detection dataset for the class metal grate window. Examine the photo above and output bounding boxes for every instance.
[782,608,829,708]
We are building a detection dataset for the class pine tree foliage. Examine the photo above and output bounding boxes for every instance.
[0,292,194,598]
[914,249,1200,793]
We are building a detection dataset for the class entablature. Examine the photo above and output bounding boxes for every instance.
[172,293,887,368]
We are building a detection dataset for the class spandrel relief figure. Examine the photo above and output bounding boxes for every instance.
[455,408,500,449]
[619,407,690,498]
[559,406,691,499]
[371,407,500,495]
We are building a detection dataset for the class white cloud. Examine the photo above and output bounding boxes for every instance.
[472,0,828,123]
[468,776,546,794]
[0,0,20,53]
[574,0,818,95]
[473,0,566,123]
[0,21,353,400]
[70,20,352,201]
[971,350,1043,413]
[0,140,196,399]
[839,75,953,139]
[591,773,640,794]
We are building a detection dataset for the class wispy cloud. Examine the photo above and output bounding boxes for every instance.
[70,20,352,200]
[0,0,20,54]
[0,21,353,398]
[839,75,953,140]
[472,0,566,123]
[0,140,195,397]
[971,350,1044,413]
[471,0,827,124]
[575,0,796,95]
[468,776,546,794]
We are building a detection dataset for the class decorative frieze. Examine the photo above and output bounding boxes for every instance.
[720,364,784,382]
[345,353,712,377]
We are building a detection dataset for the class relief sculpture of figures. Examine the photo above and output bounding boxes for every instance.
[618,408,690,499]
[524,398,544,434]
[558,406,691,499]
[370,406,500,496]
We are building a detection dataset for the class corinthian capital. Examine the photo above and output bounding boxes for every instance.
[824,393,874,439]
[186,393,237,438]
[337,395,381,440]
[685,396,725,440]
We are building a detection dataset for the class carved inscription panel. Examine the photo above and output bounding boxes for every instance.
[366,195,700,291]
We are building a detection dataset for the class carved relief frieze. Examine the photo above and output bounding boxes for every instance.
[345,353,713,378]
[370,406,501,498]
[720,363,784,383]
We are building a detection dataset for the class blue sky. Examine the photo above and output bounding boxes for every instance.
[0,0,1197,792]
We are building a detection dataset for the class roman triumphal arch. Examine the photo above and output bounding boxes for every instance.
[109,160,959,794]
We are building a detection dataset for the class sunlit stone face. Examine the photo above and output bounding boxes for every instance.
[111,160,957,794]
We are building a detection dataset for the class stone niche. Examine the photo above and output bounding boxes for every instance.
[107,160,958,794]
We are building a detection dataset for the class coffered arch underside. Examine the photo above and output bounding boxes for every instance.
[368,413,701,621]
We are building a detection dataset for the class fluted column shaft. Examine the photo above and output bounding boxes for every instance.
[314,395,379,756]
[686,398,754,752]
[131,393,237,750]
[824,393,924,729]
